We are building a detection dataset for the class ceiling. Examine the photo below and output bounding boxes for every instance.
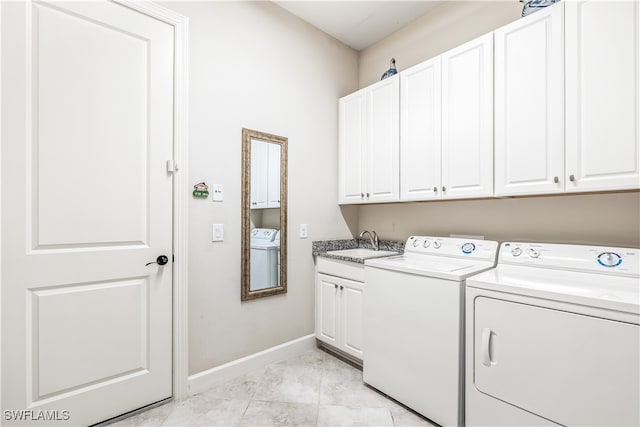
[274,1,445,51]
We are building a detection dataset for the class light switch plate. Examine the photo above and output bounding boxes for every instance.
[300,224,308,239]
[212,184,223,201]
[212,224,224,242]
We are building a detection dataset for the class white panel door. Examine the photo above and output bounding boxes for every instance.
[316,274,339,347]
[367,74,400,203]
[494,4,564,196]
[339,90,366,204]
[565,1,640,192]
[339,279,364,359]
[2,2,174,426]
[251,140,268,209]
[267,143,281,208]
[441,34,494,199]
[474,297,640,426]
[400,57,442,201]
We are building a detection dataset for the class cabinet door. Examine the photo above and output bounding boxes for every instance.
[400,57,442,201]
[339,90,367,204]
[339,279,364,359]
[267,142,281,208]
[494,4,564,196]
[250,139,268,209]
[441,34,494,199]
[367,74,400,203]
[565,1,640,192]
[316,274,339,346]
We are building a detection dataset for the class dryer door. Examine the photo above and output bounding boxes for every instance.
[473,297,639,426]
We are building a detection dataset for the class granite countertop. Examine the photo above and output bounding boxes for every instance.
[312,238,405,264]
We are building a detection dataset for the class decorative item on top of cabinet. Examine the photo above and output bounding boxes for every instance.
[494,2,564,196]
[565,0,640,192]
[521,0,560,17]
[381,58,398,80]
[338,74,399,204]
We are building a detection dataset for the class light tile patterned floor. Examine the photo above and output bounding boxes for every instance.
[110,347,436,427]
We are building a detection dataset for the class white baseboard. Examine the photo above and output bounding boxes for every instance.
[187,334,316,396]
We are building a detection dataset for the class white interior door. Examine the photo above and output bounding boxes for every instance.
[2,1,175,425]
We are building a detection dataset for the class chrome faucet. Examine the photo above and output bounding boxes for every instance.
[359,230,380,251]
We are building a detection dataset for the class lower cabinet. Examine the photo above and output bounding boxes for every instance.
[315,268,364,360]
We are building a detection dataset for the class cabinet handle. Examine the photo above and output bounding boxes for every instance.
[553,176,559,183]
[339,285,344,290]
[334,284,338,289]
[569,174,575,182]
[442,186,446,192]
[360,193,364,198]
[366,193,370,198]
[433,187,438,193]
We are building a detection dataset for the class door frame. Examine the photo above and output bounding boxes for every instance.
[0,0,191,419]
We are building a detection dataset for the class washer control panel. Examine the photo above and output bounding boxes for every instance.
[404,236,498,260]
[500,242,640,276]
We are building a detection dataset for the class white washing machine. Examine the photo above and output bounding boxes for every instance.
[250,228,279,291]
[466,242,640,427]
[364,236,499,427]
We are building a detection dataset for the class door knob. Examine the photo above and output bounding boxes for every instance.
[146,255,169,266]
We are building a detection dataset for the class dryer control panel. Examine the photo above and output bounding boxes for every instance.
[500,242,640,277]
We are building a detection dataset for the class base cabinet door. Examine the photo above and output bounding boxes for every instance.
[316,274,339,347]
[494,4,564,196]
[565,0,640,192]
[315,273,364,360]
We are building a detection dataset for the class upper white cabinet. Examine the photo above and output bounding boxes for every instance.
[565,0,640,192]
[339,75,400,204]
[400,57,442,201]
[251,140,281,209]
[441,33,494,199]
[494,4,564,196]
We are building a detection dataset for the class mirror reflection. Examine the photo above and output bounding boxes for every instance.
[241,129,287,301]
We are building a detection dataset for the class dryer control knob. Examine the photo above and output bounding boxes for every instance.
[529,248,540,258]
[511,247,523,257]
[423,240,431,248]
[412,239,421,247]
[597,252,622,267]
[461,243,476,254]
[433,241,442,249]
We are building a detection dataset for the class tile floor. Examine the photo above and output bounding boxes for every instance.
[110,347,436,427]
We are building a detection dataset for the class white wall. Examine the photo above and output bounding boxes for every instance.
[357,1,640,248]
[161,1,359,375]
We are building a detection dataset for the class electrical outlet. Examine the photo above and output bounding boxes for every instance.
[300,224,308,239]
[212,224,224,242]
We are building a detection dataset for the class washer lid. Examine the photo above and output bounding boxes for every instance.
[365,254,496,281]
[467,264,640,314]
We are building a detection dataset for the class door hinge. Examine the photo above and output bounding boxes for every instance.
[167,160,179,174]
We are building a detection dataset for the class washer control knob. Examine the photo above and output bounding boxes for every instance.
[423,240,431,248]
[412,239,420,247]
[511,247,523,257]
[529,248,540,258]
[597,252,622,267]
[461,242,475,254]
[433,241,442,249]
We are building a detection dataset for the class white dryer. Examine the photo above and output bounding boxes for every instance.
[250,228,279,291]
[364,236,499,427]
[466,242,640,426]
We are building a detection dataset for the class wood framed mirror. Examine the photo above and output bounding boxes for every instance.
[241,128,288,301]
